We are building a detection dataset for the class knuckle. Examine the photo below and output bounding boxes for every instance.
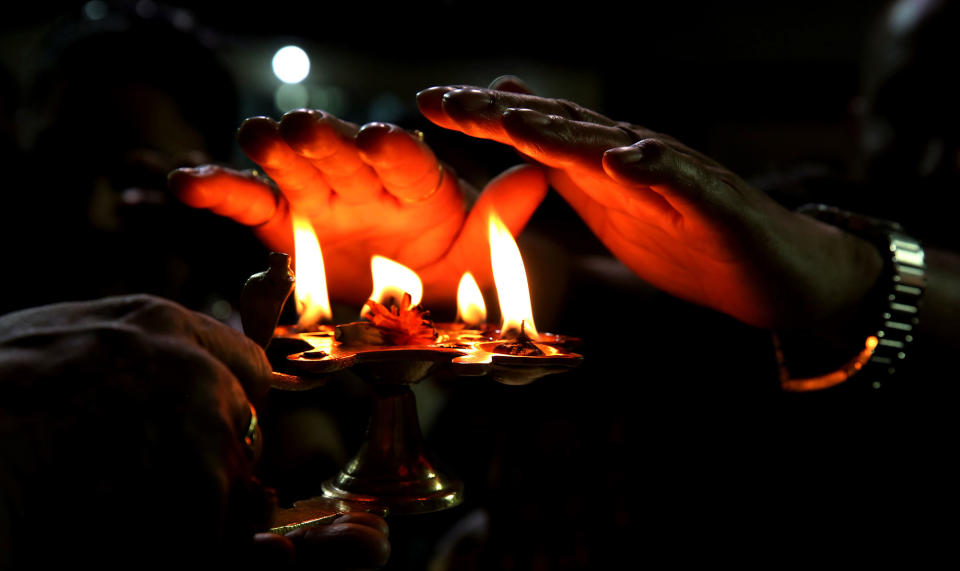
[130,294,185,316]
[636,137,669,160]
[120,295,192,332]
[557,98,587,120]
[83,323,151,355]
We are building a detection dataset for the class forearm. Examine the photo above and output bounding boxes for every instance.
[775,221,957,392]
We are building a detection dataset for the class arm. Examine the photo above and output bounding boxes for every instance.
[417,80,959,381]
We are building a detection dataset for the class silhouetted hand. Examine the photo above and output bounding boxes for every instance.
[253,512,391,570]
[0,295,390,568]
[417,78,883,329]
[0,294,273,565]
[169,110,547,307]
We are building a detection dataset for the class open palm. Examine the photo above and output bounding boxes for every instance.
[169,109,546,306]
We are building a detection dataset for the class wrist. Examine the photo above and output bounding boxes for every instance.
[801,219,885,342]
[775,204,925,392]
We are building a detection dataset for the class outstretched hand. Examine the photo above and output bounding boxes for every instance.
[417,78,883,329]
[169,110,547,307]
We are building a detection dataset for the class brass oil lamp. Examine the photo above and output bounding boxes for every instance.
[241,213,582,533]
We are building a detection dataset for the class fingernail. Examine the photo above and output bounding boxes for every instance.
[503,107,551,129]
[416,86,448,100]
[175,164,216,177]
[168,166,194,177]
[444,88,493,112]
[237,117,279,151]
[605,145,644,165]
[278,109,317,138]
[358,122,397,135]
[280,108,321,125]
[607,140,664,167]
[355,122,398,156]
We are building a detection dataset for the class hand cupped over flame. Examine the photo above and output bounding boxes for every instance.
[294,209,538,341]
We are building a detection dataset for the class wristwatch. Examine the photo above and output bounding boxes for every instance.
[776,204,926,392]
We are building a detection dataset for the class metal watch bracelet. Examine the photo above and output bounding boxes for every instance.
[777,204,926,391]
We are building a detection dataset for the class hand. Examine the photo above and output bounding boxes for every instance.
[253,512,391,569]
[0,295,395,568]
[168,110,547,307]
[0,294,276,563]
[417,78,883,329]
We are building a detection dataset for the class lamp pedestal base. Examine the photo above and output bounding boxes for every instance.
[320,384,463,515]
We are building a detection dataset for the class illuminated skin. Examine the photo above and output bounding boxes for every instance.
[417,78,886,330]
[0,295,389,568]
[168,111,547,307]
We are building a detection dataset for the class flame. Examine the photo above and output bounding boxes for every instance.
[293,213,332,327]
[367,255,423,310]
[488,212,538,339]
[456,272,487,329]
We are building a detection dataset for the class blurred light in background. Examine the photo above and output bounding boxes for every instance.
[83,0,108,20]
[135,0,158,19]
[366,91,405,123]
[209,298,233,321]
[310,85,348,117]
[272,45,310,84]
[274,83,309,112]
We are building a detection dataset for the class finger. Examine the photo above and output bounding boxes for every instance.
[420,164,548,297]
[278,109,383,204]
[501,107,635,170]
[287,522,391,569]
[331,512,390,537]
[416,85,472,130]
[237,117,332,215]
[548,167,679,237]
[190,313,274,400]
[355,122,450,203]
[488,74,534,94]
[603,139,725,217]
[491,112,679,228]
[467,164,548,246]
[168,165,279,226]
[437,87,619,144]
[168,165,293,256]
[120,295,275,401]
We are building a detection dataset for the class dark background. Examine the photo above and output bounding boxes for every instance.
[3,0,886,177]
[4,1,934,569]
[0,0,892,317]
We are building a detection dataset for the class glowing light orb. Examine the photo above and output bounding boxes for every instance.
[272,45,310,84]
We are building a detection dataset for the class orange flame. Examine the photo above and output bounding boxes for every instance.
[488,211,538,339]
[292,213,332,327]
[456,272,487,329]
[366,255,423,310]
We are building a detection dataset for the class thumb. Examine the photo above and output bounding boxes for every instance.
[420,164,547,302]
[488,75,535,94]
[602,139,730,218]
